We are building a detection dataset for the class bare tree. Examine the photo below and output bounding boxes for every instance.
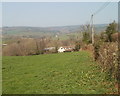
[35,38,46,54]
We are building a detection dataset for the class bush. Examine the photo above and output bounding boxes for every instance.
[94,42,118,80]
[82,32,91,44]
[75,41,81,51]
[105,21,117,42]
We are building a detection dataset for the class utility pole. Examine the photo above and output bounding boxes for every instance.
[91,14,94,45]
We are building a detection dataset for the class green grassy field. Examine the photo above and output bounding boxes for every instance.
[2,51,116,94]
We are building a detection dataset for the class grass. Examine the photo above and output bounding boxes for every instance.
[2,51,117,94]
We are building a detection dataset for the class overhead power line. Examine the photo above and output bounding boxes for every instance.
[82,1,114,44]
[93,2,111,16]
[89,0,113,44]
[88,1,111,26]
[93,0,112,16]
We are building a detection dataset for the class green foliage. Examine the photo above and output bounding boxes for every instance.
[105,21,117,42]
[75,41,81,51]
[93,42,100,61]
[100,32,108,42]
[81,24,91,44]
[82,32,91,44]
[3,52,116,94]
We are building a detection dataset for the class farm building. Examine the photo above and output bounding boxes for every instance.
[44,47,55,51]
[58,46,75,53]
[2,44,7,46]
[44,47,56,53]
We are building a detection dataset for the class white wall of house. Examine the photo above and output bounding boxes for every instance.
[58,47,65,53]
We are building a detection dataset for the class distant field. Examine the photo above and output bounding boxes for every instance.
[2,51,116,94]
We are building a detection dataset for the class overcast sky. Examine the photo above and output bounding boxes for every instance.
[2,2,118,27]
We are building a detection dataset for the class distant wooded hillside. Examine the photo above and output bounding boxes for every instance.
[2,24,107,38]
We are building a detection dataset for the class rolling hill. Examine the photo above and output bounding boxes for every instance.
[2,24,107,38]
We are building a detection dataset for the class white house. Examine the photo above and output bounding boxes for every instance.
[58,46,75,53]
[58,47,65,53]
[2,44,7,46]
